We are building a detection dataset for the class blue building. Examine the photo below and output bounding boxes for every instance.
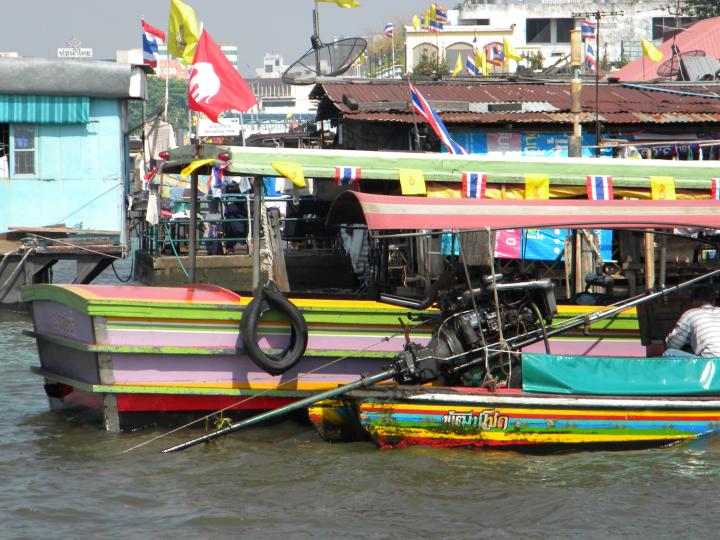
[0,57,146,243]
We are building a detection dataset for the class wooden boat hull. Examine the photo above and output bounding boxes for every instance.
[22,284,644,431]
[309,388,720,450]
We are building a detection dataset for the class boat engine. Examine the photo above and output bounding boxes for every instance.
[384,275,557,387]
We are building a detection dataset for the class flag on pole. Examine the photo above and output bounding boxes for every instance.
[188,30,258,122]
[525,174,550,199]
[642,37,664,62]
[317,0,360,7]
[411,15,421,30]
[650,176,676,200]
[428,19,444,33]
[452,53,463,77]
[206,160,230,191]
[335,166,361,188]
[142,20,165,68]
[461,172,487,198]
[586,175,613,200]
[585,41,597,71]
[168,0,200,64]
[384,22,394,39]
[409,81,468,155]
[581,18,596,40]
[503,37,523,62]
[485,42,504,66]
[711,178,720,200]
[432,4,448,23]
[466,54,478,76]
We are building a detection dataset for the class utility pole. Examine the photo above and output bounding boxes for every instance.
[572,10,623,156]
[568,20,582,157]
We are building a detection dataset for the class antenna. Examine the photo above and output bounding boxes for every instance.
[282,3,367,85]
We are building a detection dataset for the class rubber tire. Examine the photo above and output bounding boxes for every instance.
[240,287,308,375]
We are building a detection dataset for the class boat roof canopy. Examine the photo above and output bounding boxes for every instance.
[327,191,720,231]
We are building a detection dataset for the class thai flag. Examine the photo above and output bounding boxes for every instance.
[142,20,165,68]
[711,178,720,200]
[433,4,448,23]
[486,42,504,66]
[466,54,478,76]
[409,81,468,155]
[384,22,394,39]
[461,172,486,198]
[428,19,444,33]
[335,166,361,188]
[206,161,230,190]
[581,19,596,40]
[585,41,597,71]
[586,175,613,200]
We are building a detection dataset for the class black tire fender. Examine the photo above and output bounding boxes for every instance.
[240,287,308,375]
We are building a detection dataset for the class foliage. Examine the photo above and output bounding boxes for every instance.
[128,76,189,136]
[521,50,545,71]
[682,0,720,18]
[364,17,407,77]
[413,51,450,78]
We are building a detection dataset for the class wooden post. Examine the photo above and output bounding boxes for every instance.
[644,230,655,290]
[574,230,583,294]
[266,207,289,292]
[251,176,263,295]
[188,169,198,283]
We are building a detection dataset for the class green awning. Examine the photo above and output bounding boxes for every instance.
[0,94,89,124]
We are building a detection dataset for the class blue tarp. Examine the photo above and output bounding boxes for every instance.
[522,353,720,395]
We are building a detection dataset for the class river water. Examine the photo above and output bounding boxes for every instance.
[2,262,720,538]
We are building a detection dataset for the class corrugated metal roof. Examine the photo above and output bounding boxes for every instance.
[315,80,720,125]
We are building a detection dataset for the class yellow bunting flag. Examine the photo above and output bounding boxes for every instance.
[650,176,676,200]
[272,161,306,188]
[452,53,463,77]
[180,158,215,177]
[168,0,200,64]
[641,38,664,63]
[503,37,523,62]
[412,15,421,30]
[477,49,488,76]
[525,174,550,199]
[398,168,426,195]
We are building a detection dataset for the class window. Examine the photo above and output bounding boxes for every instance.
[554,18,573,44]
[12,125,36,176]
[652,17,697,40]
[527,18,551,44]
[0,123,8,179]
[265,64,273,73]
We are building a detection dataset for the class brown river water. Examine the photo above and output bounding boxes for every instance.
[1,261,720,538]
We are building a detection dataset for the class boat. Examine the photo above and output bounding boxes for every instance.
[161,189,720,453]
[22,146,720,442]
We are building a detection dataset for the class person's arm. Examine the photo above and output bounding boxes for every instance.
[665,311,692,351]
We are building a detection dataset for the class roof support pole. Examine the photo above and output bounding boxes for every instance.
[568,21,583,158]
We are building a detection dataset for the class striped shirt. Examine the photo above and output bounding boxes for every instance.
[665,305,720,357]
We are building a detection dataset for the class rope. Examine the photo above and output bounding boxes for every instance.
[162,224,189,278]
[111,259,134,283]
[28,233,123,259]
[120,320,428,454]
[259,201,273,282]
[54,183,121,225]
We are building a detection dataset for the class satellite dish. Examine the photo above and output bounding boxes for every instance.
[656,50,705,78]
[282,37,367,85]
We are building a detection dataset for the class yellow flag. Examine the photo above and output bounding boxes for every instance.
[650,176,676,200]
[398,168,426,195]
[503,37,523,62]
[642,38,664,63]
[317,0,360,7]
[412,15,421,30]
[452,53,463,77]
[272,161,306,188]
[180,158,215,178]
[525,174,550,200]
[168,0,200,64]
[477,49,488,76]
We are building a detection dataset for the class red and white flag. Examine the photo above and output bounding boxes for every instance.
[188,30,257,122]
[712,178,720,201]
[586,175,613,200]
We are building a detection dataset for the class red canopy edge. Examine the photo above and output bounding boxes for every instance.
[327,191,720,231]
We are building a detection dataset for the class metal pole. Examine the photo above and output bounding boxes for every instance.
[313,4,321,74]
[251,175,262,294]
[568,21,583,157]
[188,170,198,283]
[595,12,601,156]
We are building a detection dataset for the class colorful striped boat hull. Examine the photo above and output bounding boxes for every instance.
[347,388,720,450]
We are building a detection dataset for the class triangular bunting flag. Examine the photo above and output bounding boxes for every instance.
[711,178,720,201]
[650,176,676,200]
[525,174,550,199]
[180,158,216,178]
[586,175,613,200]
[272,162,306,187]
[334,166,361,188]
[461,172,487,198]
[398,168,426,195]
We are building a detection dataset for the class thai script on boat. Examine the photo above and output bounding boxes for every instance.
[441,409,509,431]
[51,312,76,337]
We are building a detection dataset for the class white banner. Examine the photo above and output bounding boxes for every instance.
[198,117,241,136]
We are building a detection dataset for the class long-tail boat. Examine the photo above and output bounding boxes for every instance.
[22,147,720,445]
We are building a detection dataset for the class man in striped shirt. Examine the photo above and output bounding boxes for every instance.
[663,284,720,358]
